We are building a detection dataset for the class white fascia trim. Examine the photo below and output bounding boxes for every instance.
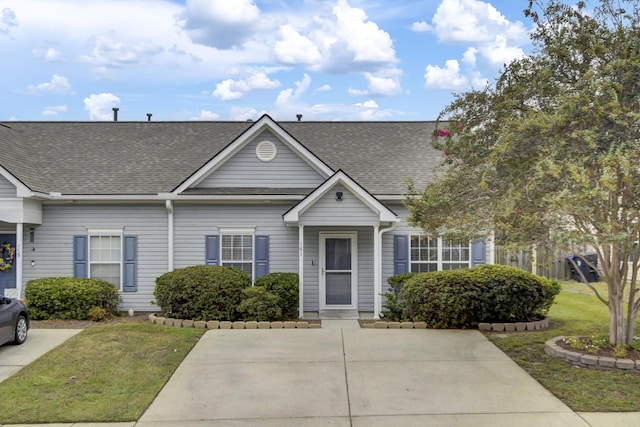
[87,227,124,235]
[173,115,334,195]
[283,171,397,224]
[219,227,256,234]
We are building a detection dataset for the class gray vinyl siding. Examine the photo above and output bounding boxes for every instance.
[173,202,299,274]
[302,226,374,312]
[300,185,379,226]
[195,130,326,189]
[0,175,16,197]
[21,203,168,311]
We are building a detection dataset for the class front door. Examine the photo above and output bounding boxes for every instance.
[320,232,357,309]
[0,234,16,297]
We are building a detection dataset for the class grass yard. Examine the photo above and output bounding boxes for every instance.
[486,280,640,412]
[0,322,203,424]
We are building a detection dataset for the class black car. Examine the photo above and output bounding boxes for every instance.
[0,297,29,346]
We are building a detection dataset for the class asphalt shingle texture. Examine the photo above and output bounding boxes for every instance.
[0,120,441,195]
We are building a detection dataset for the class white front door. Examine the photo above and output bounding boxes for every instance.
[319,232,357,309]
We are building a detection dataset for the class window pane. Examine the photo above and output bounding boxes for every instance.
[410,248,419,261]
[91,263,120,286]
[326,238,351,270]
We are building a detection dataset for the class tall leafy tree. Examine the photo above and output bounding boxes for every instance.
[406,0,640,345]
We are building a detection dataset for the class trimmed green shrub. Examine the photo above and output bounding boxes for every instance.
[397,265,560,328]
[253,272,299,317]
[238,287,282,321]
[25,277,120,320]
[154,265,250,321]
[382,272,416,320]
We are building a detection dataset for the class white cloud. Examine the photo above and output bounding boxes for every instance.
[228,106,266,121]
[354,100,378,108]
[316,84,332,92]
[32,46,61,61]
[275,73,311,107]
[348,69,402,96]
[479,34,525,67]
[424,59,469,90]
[273,25,322,65]
[83,93,120,121]
[178,0,260,49]
[411,21,430,32]
[80,33,163,69]
[26,74,73,94]
[462,47,477,67]
[42,105,67,116]
[0,7,17,34]
[430,0,527,44]
[190,110,220,120]
[213,71,281,100]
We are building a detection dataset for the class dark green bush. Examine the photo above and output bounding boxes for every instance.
[382,272,416,320]
[237,287,282,321]
[154,265,250,321]
[253,272,299,317]
[25,277,120,320]
[397,265,560,328]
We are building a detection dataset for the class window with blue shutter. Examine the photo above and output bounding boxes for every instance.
[394,235,409,275]
[73,235,88,278]
[255,235,269,279]
[205,235,220,265]
[123,235,138,292]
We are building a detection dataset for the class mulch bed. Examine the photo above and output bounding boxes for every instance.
[556,337,640,361]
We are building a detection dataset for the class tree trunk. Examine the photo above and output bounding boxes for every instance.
[609,293,626,345]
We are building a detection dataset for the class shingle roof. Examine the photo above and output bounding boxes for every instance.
[0,120,441,196]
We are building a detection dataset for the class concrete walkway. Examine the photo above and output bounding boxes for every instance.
[137,328,585,426]
[3,327,640,426]
[0,328,81,382]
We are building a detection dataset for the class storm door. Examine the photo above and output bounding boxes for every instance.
[319,232,357,309]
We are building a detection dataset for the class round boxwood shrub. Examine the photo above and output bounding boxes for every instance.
[154,265,250,321]
[237,287,282,321]
[398,265,560,328]
[25,277,120,320]
[253,272,299,317]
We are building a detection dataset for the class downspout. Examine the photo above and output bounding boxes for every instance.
[374,220,398,319]
[166,200,174,272]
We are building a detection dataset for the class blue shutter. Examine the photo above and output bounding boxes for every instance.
[123,235,138,292]
[255,235,269,278]
[471,238,487,267]
[205,235,220,265]
[394,235,409,275]
[73,235,88,278]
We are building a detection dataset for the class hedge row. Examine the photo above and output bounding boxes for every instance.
[383,265,560,328]
[25,277,120,320]
[154,266,299,321]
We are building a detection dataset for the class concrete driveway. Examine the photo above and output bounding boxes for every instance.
[138,328,589,426]
[0,329,81,382]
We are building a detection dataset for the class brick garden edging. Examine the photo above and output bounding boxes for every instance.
[478,316,551,332]
[544,336,640,371]
[148,314,321,329]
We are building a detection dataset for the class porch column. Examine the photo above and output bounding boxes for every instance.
[373,225,380,319]
[298,225,304,318]
[16,222,23,298]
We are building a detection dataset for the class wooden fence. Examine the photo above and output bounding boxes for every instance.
[495,245,570,280]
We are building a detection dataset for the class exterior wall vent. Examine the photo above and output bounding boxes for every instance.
[256,140,277,162]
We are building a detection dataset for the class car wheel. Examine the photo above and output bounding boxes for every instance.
[14,315,28,345]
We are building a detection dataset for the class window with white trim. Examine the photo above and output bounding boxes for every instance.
[410,235,470,272]
[89,233,122,287]
[410,235,438,273]
[221,234,253,280]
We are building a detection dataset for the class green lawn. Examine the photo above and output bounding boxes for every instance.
[0,322,203,424]
[486,281,640,412]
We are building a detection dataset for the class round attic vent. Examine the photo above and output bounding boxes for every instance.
[256,140,277,162]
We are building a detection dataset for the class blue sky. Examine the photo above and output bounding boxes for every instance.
[0,0,535,121]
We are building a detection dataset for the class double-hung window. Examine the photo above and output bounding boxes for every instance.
[88,230,122,287]
[410,235,470,272]
[221,233,254,281]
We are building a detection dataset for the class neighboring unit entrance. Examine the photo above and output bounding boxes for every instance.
[0,234,16,297]
[319,232,357,309]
